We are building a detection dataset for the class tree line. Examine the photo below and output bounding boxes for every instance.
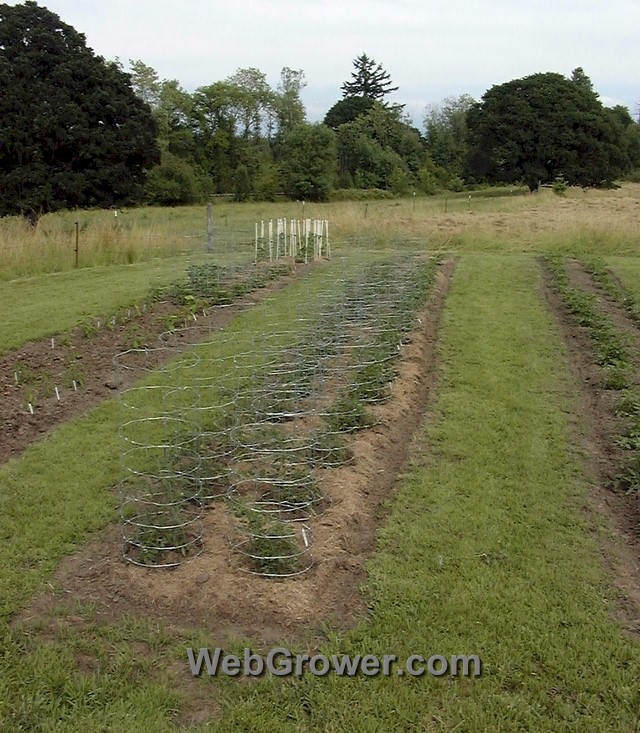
[0,1,638,221]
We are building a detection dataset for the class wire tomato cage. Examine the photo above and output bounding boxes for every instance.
[114,254,438,575]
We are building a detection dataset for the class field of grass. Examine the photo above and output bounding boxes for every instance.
[330,184,640,257]
[0,187,638,731]
[0,258,181,354]
[0,254,637,731]
[197,255,637,731]
[2,184,637,358]
[0,206,241,280]
[1,184,638,280]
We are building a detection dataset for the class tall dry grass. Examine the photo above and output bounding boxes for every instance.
[1,185,638,279]
[0,200,322,279]
[327,184,640,256]
[0,207,209,279]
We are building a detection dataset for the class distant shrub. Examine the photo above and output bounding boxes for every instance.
[552,174,569,196]
[253,163,282,201]
[144,152,211,206]
[234,164,251,202]
[389,167,411,196]
[416,168,441,195]
[446,175,466,192]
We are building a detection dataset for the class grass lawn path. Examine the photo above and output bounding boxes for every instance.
[0,257,202,354]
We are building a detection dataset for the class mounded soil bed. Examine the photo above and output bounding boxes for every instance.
[14,259,457,645]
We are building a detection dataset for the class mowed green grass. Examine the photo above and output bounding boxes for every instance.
[605,256,640,305]
[0,254,637,731]
[189,254,637,732]
[0,251,251,354]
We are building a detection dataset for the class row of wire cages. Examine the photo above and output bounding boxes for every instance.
[114,253,436,575]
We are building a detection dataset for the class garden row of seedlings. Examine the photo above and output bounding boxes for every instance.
[14,261,293,415]
[154,259,293,316]
[115,254,440,575]
[114,258,295,569]
[545,256,639,493]
[578,257,639,324]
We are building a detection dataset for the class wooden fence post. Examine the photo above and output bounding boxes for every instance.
[205,202,213,253]
[74,221,79,268]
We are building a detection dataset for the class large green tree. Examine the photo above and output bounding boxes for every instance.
[0,2,159,220]
[280,123,337,201]
[191,81,243,192]
[191,67,292,194]
[323,96,375,130]
[466,72,626,190]
[127,60,212,204]
[423,94,475,181]
[225,67,274,140]
[325,54,413,191]
[605,104,640,178]
[335,103,423,190]
[128,59,162,110]
[273,67,306,138]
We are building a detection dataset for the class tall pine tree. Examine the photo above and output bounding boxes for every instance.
[341,54,399,103]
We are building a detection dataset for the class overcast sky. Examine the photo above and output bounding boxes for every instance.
[8,0,640,125]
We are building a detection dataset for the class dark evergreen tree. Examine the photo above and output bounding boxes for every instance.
[341,54,399,103]
[570,67,595,94]
[0,1,159,221]
[466,72,626,190]
[323,96,375,130]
